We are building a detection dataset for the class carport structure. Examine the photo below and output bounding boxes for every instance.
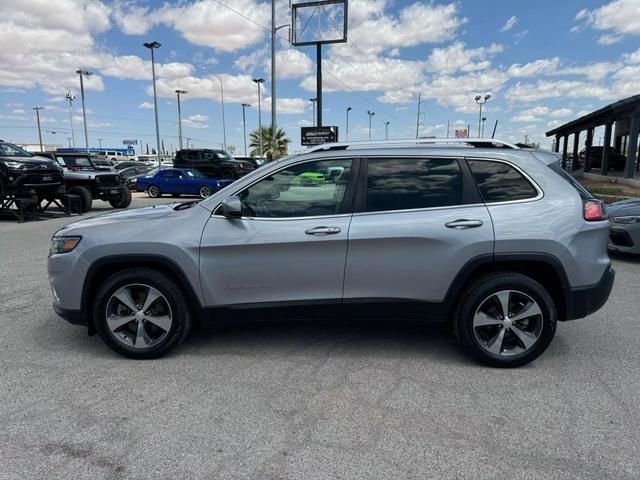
[546,94,640,179]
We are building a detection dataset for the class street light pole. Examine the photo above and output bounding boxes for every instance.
[98,138,103,148]
[385,121,390,140]
[481,117,487,138]
[310,98,317,126]
[143,41,162,167]
[75,69,92,152]
[175,89,187,150]
[33,107,44,152]
[346,106,352,142]
[474,93,491,137]
[201,67,227,151]
[65,89,76,148]
[253,78,265,158]
[241,103,250,157]
[367,110,375,140]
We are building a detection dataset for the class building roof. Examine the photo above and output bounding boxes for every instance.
[546,94,640,137]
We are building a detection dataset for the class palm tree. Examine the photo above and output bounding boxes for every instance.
[249,125,290,162]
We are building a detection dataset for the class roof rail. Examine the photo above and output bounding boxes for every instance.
[306,137,520,152]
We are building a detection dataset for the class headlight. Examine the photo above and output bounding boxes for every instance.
[612,216,640,224]
[50,236,82,254]
[3,161,27,169]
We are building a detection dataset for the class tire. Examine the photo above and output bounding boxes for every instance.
[93,268,192,359]
[147,185,160,198]
[108,185,132,208]
[68,185,93,213]
[221,168,236,180]
[199,185,212,199]
[454,273,557,368]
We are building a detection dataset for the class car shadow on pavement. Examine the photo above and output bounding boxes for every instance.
[609,251,640,263]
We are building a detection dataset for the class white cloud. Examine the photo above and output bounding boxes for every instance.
[500,16,518,32]
[12,108,25,114]
[598,34,623,45]
[550,108,573,118]
[263,97,308,115]
[574,0,640,39]
[507,58,562,77]
[506,80,615,103]
[426,42,503,74]
[187,114,209,122]
[138,102,154,109]
[560,62,619,81]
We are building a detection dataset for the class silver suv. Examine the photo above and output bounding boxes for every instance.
[48,139,615,367]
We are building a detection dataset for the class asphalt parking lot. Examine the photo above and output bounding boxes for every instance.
[1,193,639,480]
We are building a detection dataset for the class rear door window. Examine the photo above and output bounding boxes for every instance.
[468,160,538,203]
[366,158,464,212]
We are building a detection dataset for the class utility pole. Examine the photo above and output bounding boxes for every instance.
[76,69,92,152]
[65,89,76,147]
[316,44,322,127]
[481,117,487,138]
[385,121,390,140]
[416,93,422,138]
[67,137,72,148]
[175,89,187,150]
[33,106,44,152]
[253,78,265,158]
[446,120,450,138]
[346,106,352,141]
[98,138,103,148]
[271,0,276,156]
[201,67,227,151]
[241,103,250,157]
[310,98,317,126]
[143,41,162,167]
[367,110,375,140]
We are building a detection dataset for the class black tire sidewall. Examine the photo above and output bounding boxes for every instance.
[93,269,191,359]
[68,185,92,212]
[456,274,557,368]
[147,185,160,198]
[109,186,131,208]
[199,186,211,198]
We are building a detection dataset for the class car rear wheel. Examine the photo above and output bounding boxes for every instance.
[93,268,192,359]
[67,185,93,213]
[221,168,236,180]
[147,185,160,198]
[454,273,557,368]
[199,185,212,198]
[108,185,132,208]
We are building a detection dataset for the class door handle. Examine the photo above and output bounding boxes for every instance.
[445,219,484,229]
[305,226,341,236]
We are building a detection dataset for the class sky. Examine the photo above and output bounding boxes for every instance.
[0,0,639,154]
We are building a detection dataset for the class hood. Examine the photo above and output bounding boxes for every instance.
[0,154,56,166]
[607,197,640,216]
[57,204,178,234]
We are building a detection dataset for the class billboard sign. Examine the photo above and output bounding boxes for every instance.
[122,140,138,145]
[301,126,339,146]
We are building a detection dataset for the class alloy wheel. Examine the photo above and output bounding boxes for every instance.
[472,290,543,357]
[148,185,159,198]
[105,284,173,349]
[199,186,212,198]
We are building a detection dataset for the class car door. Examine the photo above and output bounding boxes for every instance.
[343,156,494,309]
[199,157,358,306]
[160,169,182,193]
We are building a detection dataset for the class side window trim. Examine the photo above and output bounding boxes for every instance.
[213,156,360,219]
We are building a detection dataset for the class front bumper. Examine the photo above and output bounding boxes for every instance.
[565,265,615,320]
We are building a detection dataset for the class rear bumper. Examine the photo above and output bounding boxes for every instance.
[565,265,615,320]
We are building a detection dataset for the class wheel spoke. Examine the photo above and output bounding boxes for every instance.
[510,325,538,350]
[495,291,511,318]
[134,320,150,347]
[144,314,171,332]
[113,287,138,313]
[487,328,506,355]
[474,311,503,328]
[142,287,163,312]
[511,301,542,322]
[106,314,136,332]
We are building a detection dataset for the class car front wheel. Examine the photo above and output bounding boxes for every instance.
[93,268,192,359]
[199,185,212,198]
[454,273,557,368]
[147,185,160,198]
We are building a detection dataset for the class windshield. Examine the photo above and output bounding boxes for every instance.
[217,151,233,160]
[0,142,32,157]
[56,155,93,168]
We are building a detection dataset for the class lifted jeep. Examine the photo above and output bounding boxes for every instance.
[40,151,131,212]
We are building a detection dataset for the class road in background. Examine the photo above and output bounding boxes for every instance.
[1,195,639,479]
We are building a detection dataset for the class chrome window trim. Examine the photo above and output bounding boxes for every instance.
[210,213,352,222]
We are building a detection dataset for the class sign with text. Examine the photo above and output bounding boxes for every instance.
[122,139,138,145]
[454,129,468,138]
[301,126,339,146]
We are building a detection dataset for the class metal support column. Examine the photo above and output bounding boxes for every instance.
[316,44,322,127]
[624,109,640,179]
[601,121,613,175]
[562,135,569,170]
[572,132,580,171]
[584,127,593,172]
[554,135,560,153]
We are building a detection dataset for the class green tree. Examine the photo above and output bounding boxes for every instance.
[249,125,290,162]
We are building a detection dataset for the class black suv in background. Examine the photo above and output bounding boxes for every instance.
[174,149,254,179]
[0,141,63,202]
[39,151,131,212]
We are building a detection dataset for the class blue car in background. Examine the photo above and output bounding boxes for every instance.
[135,168,233,199]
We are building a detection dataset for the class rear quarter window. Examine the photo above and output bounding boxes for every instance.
[468,160,538,203]
[548,162,593,199]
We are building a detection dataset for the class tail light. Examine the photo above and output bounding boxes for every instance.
[584,199,608,221]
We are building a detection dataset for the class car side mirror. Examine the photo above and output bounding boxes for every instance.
[220,195,242,218]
